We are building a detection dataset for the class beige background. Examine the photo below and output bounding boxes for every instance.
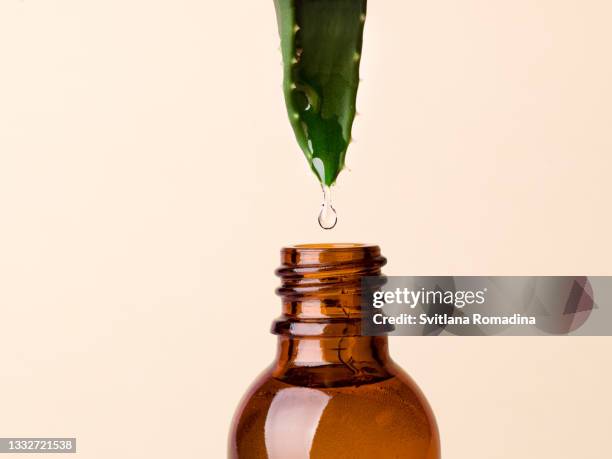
[1,1,611,457]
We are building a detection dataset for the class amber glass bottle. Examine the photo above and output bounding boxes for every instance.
[229,244,440,458]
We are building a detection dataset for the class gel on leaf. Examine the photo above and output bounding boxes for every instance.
[274,0,367,186]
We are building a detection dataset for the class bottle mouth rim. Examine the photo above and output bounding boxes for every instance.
[278,243,385,272]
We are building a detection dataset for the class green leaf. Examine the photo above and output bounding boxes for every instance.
[274,0,367,186]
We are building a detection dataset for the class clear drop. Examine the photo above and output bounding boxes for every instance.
[318,185,338,230]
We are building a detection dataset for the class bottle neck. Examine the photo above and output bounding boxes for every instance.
[272,243,387,337]
[271,244,393,386]
[272,335,392,387]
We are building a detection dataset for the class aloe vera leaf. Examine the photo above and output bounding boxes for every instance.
[274,0,367,186]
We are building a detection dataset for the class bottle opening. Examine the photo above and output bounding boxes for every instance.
[290,243,368,249]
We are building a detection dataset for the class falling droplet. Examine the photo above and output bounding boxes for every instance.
[318,185,338,230]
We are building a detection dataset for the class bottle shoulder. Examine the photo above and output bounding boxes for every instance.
[229,365,440,459]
